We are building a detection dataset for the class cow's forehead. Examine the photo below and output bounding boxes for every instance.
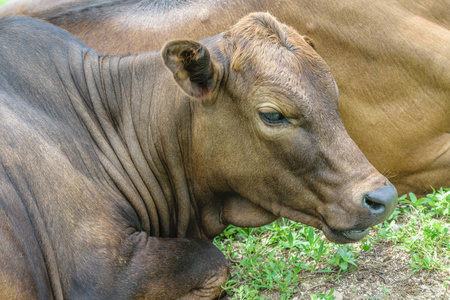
[239,51,338,104]
[222,14,318,73]
[217,13,336,97]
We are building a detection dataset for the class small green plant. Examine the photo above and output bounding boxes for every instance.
[299,227,327,262]
[327,245,358,275]
[310,288,336,299]
[443,277,449,300]
[360,238,372,251]
[224,284,260,300]
[397,188,450,219]
[422,187,450,218]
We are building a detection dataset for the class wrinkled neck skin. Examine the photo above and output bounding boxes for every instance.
[69,50,202,238]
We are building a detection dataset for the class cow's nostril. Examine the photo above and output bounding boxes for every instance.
[362,183,398,220]
[363,195,385,214]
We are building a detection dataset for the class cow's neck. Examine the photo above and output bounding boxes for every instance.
[72,50,201,238]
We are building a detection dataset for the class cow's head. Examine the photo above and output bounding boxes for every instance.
[162,12,397,243]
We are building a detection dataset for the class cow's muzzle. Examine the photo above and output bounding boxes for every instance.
[324,183,398,243]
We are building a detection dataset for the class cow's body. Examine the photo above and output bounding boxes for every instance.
[0,16,229,300]
[0,14,397,299]
[1,0,447,196]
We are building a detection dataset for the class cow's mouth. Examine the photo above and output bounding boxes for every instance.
[319,216,371,243]
[324,227,370,243]
[340,228,370,240]
[277,206,372,244]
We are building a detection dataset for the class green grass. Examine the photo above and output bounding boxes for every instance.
[0,0,9,7]
[379,188,450,273]
[213,187,450,299]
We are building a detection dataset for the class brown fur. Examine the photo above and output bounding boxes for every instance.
[1,0,447,196]
[0,13,398,299]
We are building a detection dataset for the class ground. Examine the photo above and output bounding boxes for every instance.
[222,239,449,299]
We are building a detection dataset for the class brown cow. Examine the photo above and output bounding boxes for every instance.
[1,0,447,196]
[0,13,396,299]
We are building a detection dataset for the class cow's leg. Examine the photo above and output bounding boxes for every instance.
[121,233,228,300]
[117,234,229,300]
[71,230,229,300]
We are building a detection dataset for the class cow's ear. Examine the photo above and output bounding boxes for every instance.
[162,40,217,101]
[302,35,316,49]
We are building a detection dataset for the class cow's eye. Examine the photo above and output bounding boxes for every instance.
[259,111,289,125]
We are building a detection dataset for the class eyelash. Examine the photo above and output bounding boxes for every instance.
[259,111,290,125]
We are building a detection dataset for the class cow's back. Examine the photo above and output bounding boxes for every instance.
[0,16,120,298]
[0,15,110,189]
[0,0,82,15]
